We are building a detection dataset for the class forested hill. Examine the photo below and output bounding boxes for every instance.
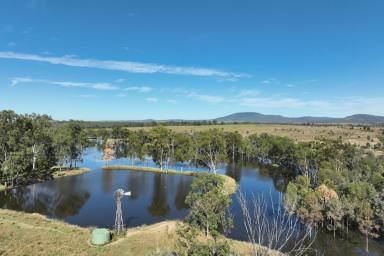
[216,112,384,124]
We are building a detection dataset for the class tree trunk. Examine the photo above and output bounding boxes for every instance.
[32,144,37,171]
[366,233,369,252]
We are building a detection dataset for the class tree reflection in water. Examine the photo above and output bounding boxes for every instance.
[148,174,170,216]
[0,175,90,218]
[174,176,192,210]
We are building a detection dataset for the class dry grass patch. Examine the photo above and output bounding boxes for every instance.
[123,124,384,153]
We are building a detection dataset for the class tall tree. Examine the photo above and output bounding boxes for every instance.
[224,131,242,163]
[196,129,227,174]
[57,121,87,168]
[147,126,173,170]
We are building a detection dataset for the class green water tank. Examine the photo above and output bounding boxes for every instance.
[91,228,111,245]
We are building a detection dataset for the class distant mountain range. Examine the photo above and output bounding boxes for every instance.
[215,112,384,124]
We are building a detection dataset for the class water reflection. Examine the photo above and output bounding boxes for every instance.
[174,176,191,210]
[148,174,170,216]
[0,175,90,218]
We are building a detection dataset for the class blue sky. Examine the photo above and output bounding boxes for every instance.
[0,0,383,120]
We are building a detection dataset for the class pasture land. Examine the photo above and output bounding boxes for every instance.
[123,124,384,152]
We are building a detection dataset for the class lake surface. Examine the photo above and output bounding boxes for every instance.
[1,146,383,255]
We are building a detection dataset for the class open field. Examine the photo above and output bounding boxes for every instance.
[103,165,238,195]
[123,123,384,153]
[0,209,279,256]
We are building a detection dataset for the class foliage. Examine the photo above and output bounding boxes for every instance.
[0,111,87,187]
[176,173,233,256]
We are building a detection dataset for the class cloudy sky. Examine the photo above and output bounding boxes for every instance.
[0,0,383,120]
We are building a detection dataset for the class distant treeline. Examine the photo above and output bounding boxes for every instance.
[53,119,224,128]
[53,119,384,129]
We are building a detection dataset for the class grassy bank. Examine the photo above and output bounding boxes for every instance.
[102,165,237,195]
[0,209,279,256]
[0,168,90,192]
[51,167,90,179]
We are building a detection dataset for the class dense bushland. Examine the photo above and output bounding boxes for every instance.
[0,110,88,187]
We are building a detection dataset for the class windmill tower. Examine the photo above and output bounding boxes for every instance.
[114,188,131,233]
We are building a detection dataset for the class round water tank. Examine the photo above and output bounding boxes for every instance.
[91,228,111,245]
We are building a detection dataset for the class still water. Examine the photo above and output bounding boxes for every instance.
[1,146,383,255]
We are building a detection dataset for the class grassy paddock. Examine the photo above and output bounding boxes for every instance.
[0,209,280,256]
[119,123,384,151]
[103,165,238,195]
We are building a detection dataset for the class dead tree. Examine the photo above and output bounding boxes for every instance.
[237,190,318,256]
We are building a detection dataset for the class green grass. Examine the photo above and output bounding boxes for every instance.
[103,165,196,176]
[51,167,90,179]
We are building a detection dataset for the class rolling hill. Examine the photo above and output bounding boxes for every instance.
[215,112,384,124]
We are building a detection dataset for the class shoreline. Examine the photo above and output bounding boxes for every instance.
[102,165,238,195]
[0,167,90,192]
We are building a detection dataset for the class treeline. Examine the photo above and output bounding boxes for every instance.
[54,119,228,129]
[0,110,88,187]
[100,126,384,242]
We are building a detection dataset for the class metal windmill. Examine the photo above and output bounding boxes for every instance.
[114,188,131,233]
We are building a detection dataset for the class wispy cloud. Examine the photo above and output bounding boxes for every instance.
[187,92,225,103]
[124,86,152,93]
[237,89,260,97]
[0,51,247,78]
[260,78,280,85]
[115,78,125,83]
[166,88,225,104]
[146,97,158,103]
[10,77,118,90]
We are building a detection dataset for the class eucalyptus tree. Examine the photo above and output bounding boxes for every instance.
[27,114,55,172]
[224,131,243,163]
[173,133,194,163]
[147,126,173,170]
[123,131,141,165]
[0,110,17,166]
[195,129,227,174]
[57,121,88,168]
